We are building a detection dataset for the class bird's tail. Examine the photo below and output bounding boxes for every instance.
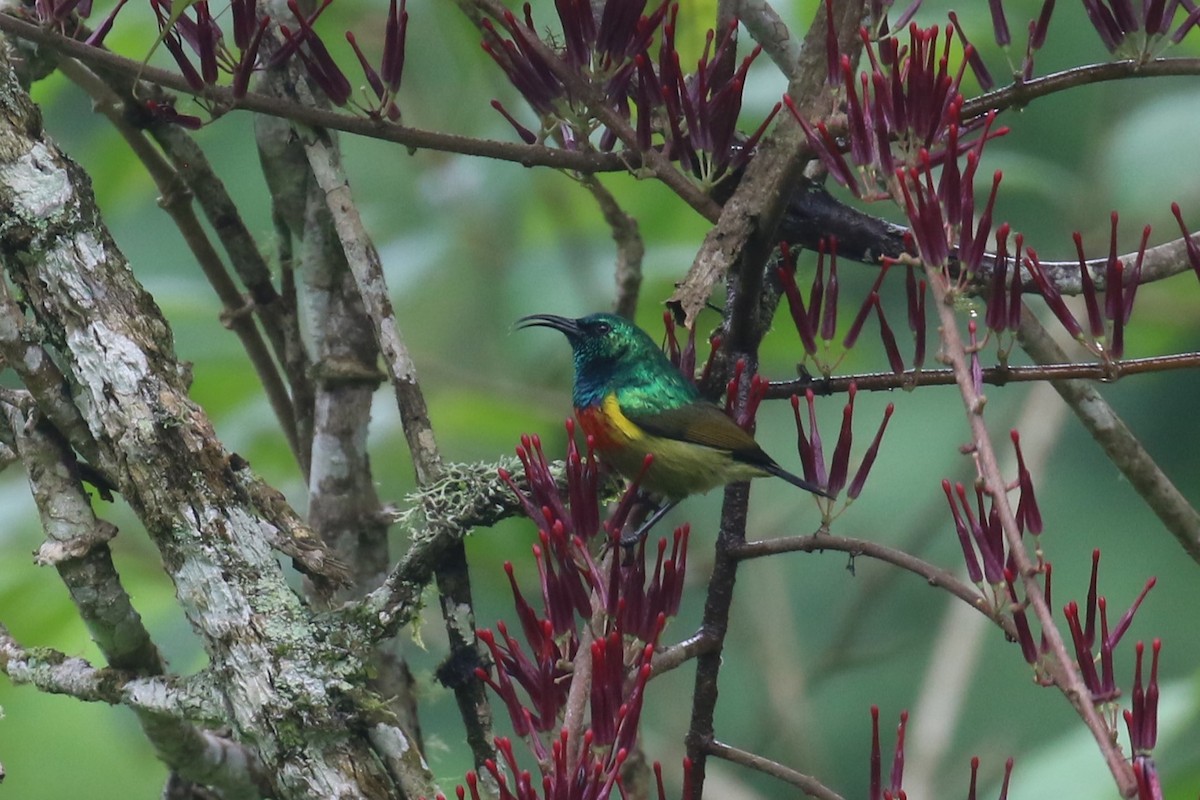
[761,461,832,498]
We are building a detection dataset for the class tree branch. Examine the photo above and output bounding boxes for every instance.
[0,12,638,171]
[1016,309,1200,562]
[925,272,1137,796]
[732,531,1018,639]
[56,56,304,467]
[702,737,845,800]
[0,43,392,796]
[961,57,1200,121]
[764,351,1200,397]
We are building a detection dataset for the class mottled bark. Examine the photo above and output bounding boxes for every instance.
[0,41,411,800]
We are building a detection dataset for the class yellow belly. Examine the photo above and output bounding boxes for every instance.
[578,395,766,499]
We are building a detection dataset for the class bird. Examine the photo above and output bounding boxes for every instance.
[517,312,826,541]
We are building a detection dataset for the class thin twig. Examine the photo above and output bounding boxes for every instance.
[1016,309,1200,562]
[0,12,631,172]
[733,531,1017,638]
[925,275,1137,797]
[702,737,846,800]
[577,174,644,320]
[764,350,1200,397]
[961,57,1200,121]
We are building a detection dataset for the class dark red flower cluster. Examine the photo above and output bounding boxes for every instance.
[481,0,776,184]
[1050,551,1157,701]
[955,537,1161,758]
[1126,639,1163,799]
[651,12,778,182]
[1083,0,1200,56]
[659,311,721,390]
[459,425,689,799]
[776,240,926,375]
[791,383,894,503]
[1021,213,1151,359]
[84,0,409,124]
[786,16,1005,201]
[942,430,1043,587]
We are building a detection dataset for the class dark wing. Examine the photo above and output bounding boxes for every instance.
[627,402,769,463]
[628,402,828,497]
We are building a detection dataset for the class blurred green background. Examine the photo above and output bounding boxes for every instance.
[3,0,1200,797]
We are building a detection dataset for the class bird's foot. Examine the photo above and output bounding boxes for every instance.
[619,499,679,547]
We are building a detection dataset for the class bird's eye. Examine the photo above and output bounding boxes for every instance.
[595,322,611,335]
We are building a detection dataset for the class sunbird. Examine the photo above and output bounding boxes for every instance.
[518,312,825,539]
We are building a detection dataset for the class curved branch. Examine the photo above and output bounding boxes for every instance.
[650,630,720,676]
[732,532,1016,639]
[0,12,634,172]
[924,272,1137,796]
[961,57,1200,121]
[702,737,845,800]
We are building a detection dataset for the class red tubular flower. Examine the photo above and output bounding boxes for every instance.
[1106,575,1157,650]
[1025,247,1084,341]
[986,236,1010,332]
[1064,600,1105,698]
[943,479,983,583]
[1010,430,1043,535]
[232,18,269,99]
[777,242,818,355]
[346,31,386,101]
[1171,202,1200,281]
[1085,548,1101,648]
[869,706,882,800]
[790,394,817,483]
[84,0,129,46]
[904,266,927,367]
[874,294,904,374]
[1004,570,1039,664]
[821,238,841,342]
[949,13,995,89]
[1084,0,1199,54]
[842,260,892,349]
[889,710,908,793]
[827,385,855,496]
[848,402,893,500]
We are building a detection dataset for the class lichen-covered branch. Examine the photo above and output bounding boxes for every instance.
[0,42,399,798]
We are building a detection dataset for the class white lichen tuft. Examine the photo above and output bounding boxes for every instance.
[0,142,72,219]
[391,457,531,535]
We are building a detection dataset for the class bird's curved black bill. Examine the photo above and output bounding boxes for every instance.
[515,313,581,337]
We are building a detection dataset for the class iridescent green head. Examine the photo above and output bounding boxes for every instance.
[516,313,696,409]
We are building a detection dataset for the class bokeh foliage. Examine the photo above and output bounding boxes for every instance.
[2,0,1199,797]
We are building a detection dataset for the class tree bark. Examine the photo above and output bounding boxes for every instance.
[0,41,408,800]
